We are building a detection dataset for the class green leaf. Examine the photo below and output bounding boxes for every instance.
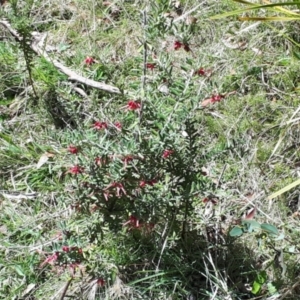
[257,270,267,284]
[229,226,243,237]
[267,282,277,295]
[252,271,267,294]
[260,223,279,236]
[293,50,300,60]
[242,220,261,232]
[252,280,262,294]
[14,265,25,277]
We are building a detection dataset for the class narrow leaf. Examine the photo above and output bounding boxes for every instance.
[211,2,300,20]
[239,16,300,21]
[267,179,300,200]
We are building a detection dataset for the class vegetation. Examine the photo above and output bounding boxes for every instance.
[1,0,300,299]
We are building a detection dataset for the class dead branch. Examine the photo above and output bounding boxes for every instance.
[0,19,121,94]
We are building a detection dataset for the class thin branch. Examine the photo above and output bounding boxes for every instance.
[139,9,147,125]
[0,19,121,94]
[59,277,73,300]
[173,3,203,23]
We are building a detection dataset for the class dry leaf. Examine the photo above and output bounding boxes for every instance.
[36,152,55,169]
[244,207,256,220]
[22,284,36,297]
[158,84,169,95]
[201,98,213,107]
[0,225,8,235]
[186,16,197,25]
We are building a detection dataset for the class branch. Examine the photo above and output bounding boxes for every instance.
[0,19,121,94]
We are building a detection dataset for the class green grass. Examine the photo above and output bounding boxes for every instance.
[1,0,300,299]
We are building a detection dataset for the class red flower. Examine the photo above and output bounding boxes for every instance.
[139,179,157,187]
[114,122,122,129]
[95,157,109,167]
[123,155,133,165]
[40,252,59,267]
[162,149,174,158]
[62,246,70,252]
[84,56,95,65]
[201,94,225,107]
[97,278,106,287]
[93,121,108,130]
[127,100,141,111]
[146,63,156,70]
[174,40,183,50]
[203,197,218,205]
[105,182,126,197]
[148,179,157,186]
[195,68,206,76]
[103,191,111,201]
[210,94,224,103]
[78,248,83,254]
[95,157,101,166]
[69,165,84,175]
[139,180,147,188]
[67,145,79,154]
[123,215,140,228]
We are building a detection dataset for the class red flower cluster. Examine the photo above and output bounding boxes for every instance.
[174,40,190,52]
[194,68,206,76]
[162,149,174,158]
[127,100,141,111]
[124,215,140,229]
[62,246,70,252]
[146,63,156,70]
[67,145,79,154]
[93,121,108,130]
[210,94,224,103]
[174,40,183,50]
[104,182,126,197]
[123,215,155,233]
[40,252,59,267]
[139,179,157,188]
[203,197,218,205]
[69,165,84,175]
[84,56,95,65]
[97,278,106,287]
[62,246,83,254]
[123,155,134,166]
[114,121,122,129]
[201,94,225,107]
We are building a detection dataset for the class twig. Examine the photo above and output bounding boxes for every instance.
[59,277,73,300]
[278,277,300,300]
[216,164,227,188]
[0,19,121,94]
[139,9,147,125]
[173,3,203,23]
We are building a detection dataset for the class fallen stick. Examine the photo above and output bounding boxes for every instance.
[0,19,121,94]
